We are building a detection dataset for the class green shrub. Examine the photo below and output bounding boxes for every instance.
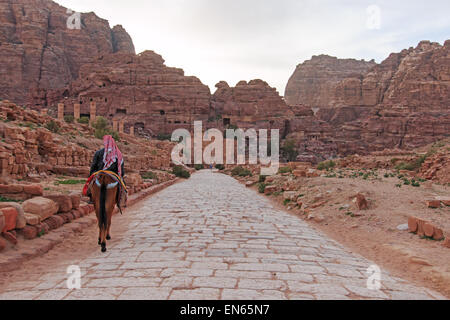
[157,133,172,141]
[92,116,120,142]
[64,115,74,123]
[54,179,85,185]
[258,183,267,194]
[258,175,267,183]
[172,165,191,179]
[45,120,60,133]
[141,171,158,180]
[283,199,291,206]
[278,166,292,174]
[0,196,21,202]
[231,166,252,177]
[78,117,90,124]
[215,164,225,170]
[194,164,204,171]
[317,160,336,171]
[281,139,298,162]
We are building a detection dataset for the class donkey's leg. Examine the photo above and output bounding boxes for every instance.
[100,226,107,252]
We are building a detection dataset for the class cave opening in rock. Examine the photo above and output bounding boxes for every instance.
[116,108,127,114]
[223,118,231,126]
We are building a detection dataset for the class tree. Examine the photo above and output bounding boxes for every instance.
[281,139,298,162]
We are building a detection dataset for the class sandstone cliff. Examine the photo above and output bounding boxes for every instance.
[0,0,135,106]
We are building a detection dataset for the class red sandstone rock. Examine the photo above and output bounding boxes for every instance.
[18,225,38,240]
[0,207,18,232]
[355,193,369,210]
[22,197,58,220]
[23,184,43,196]
[285,55,376,108]
[44,194,73,213]
[24,213,40,226]
[70,193,81,210]
[408,217,418,233]
[2,231,17,245]
[426,200,441,209]
[0,0,135,106]
[264,185,278,195]
[44,215,64,230]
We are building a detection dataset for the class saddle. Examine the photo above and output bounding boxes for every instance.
[83,170,128,214]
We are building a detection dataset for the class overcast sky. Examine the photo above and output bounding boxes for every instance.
[55,0,450,95]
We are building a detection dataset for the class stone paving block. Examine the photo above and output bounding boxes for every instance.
[221,289,286,300]
[119,287,172,300]
[170,288,220,300]
[193,277,237,289]
[238,279,287,290]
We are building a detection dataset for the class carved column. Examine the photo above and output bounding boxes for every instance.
[119,120,125,134]
[90,101,96,123]
[112,119,119,132]
[74,103,80,120]
[129,126,134,136]
[57,103,64,121]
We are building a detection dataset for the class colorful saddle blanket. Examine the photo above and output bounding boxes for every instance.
[83,170,128,208]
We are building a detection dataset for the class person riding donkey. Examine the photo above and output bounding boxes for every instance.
[84,135,127,210]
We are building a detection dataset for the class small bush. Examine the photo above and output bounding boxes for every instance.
[141,171,157,180]
[64,115,74,123]
[283,199,291,206]
[78,117,89,124]
[157,133,172,141]
[194,164,204,171]
[258,183,267,194]
[92,117,120,142]
[55,179,85,185]
[231,166,252,177]
[0,196,21,203]
[172,165,191,179]
[317,160,336,171]
[45,120,60,133]
[215,164,225,170]
[258,175,267,183]
[278,166,292,174]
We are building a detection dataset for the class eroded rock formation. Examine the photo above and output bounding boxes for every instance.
[0,0,135,106]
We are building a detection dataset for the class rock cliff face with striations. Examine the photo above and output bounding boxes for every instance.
[0,0,135,106]
[210,80,293,135]
[285,55,376,109]
[48,51,211,137]
[285,41,450,157]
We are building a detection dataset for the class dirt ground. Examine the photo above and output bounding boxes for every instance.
[262,169,450,298]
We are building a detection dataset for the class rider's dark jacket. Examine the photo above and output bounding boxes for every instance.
[89,148,125,178]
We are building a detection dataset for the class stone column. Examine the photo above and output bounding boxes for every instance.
[129,126,134,136]
[112,119,119,132]
[90,101,96,123]
[57,103,64,121]
[74,103,80,120]
[119,120,125,134]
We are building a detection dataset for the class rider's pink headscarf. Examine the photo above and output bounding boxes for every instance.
[103,135,123,176]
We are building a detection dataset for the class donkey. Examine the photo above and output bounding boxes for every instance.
[90,173,119,252]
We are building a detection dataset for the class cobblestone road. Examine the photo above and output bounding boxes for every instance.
[0,171,445,300]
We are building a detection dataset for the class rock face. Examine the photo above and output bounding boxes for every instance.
[0,0,135,106]
[44,51,211,137]
[285,41,450,156]
[285,55,376,108]
[210,80,293,135]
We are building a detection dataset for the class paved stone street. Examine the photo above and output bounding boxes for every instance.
[0,171,445,300]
